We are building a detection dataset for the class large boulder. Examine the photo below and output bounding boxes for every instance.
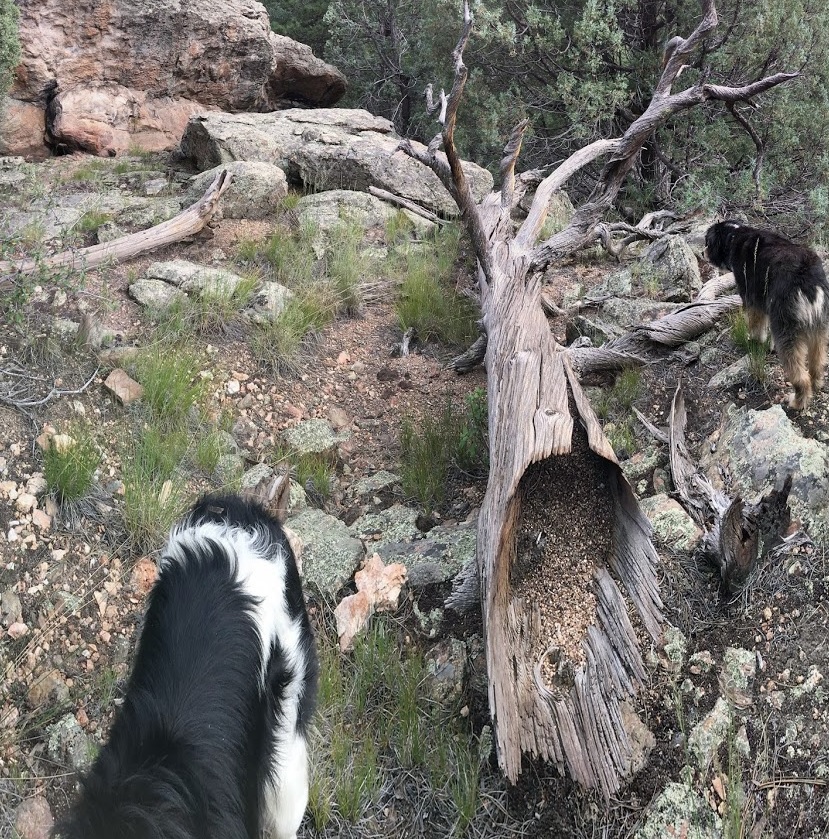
[179,109,495,217]
[2,0,346,158]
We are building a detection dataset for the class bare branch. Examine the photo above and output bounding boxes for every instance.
[704,73,801,103]
[515,139,618,250]
[500,119,530,212]
[657,0,718,96]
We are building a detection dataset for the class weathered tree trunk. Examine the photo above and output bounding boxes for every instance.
[398,0,795,795]
[0,171,232,285]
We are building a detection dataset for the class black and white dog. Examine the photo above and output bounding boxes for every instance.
[57,494,318,839]
[704,220,829,409]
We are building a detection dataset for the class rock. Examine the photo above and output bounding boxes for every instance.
[701,404,829,542]
[240,462,275,491]
[31,508,52,530]
[46,713,95,773]
[0,98,49,160]
[600,297,681,329]
[635,782,722,839]
[708,355,753,390]
[131,557,158,595]
[334,553,407,650]
[620,448,662,485]
[719,647,756,709]
[349,505,421,549]
[14,795,54,839]
[295,189,422,254]
[423,638,467,704]
[287,508,365,597]
[1,589,23,627]
[27,669,70,708]
[638,493,702,551]
[213,453,244,484]
[7,622,29,639]
[15,492,37,513]
[26,474,48,497]
[128,278,187,311]
[327,405,350,431]
[619,701,655,776]
[179,109,493,217]
[8,0,346,157]
[348,470,402,504]
[248,282,294,323]
[378,520,477,588]
[565,314,625,346]
[182,161,288,219]
[281,418,346,458]
[146,260,245,297]
[103,368,144,404]
[688,696,732,771]
[641,235,702,301]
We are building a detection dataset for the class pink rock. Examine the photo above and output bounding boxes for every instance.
[14,795,54,839]
[7,622,29,639]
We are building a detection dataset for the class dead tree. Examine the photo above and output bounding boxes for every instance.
[398,0,797,796]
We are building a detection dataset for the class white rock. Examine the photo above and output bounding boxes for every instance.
[15,493,38,513]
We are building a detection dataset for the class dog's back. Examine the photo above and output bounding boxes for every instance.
[57,495,317,839]
[705,220,829,312]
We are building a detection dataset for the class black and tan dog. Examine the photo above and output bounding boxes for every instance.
[704,220,829,409]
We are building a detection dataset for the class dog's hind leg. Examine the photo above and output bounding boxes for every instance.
[779,337,812,409]
[745,306,771,345]
[807,328,828,393]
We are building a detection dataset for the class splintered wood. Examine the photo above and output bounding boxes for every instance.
[510,425,613,692]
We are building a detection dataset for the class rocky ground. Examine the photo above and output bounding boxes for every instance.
[0,151,827,839]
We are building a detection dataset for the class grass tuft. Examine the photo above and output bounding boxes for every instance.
[130,345,205,426]
[43,427,101,504]
[395,225,479,347]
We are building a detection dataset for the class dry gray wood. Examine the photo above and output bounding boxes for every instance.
[658,382,793,592]
[401,0,796,797]
[0,171,232,283]
[367,185,447,226]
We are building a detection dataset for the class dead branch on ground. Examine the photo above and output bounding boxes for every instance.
[399,0,798,796]
[0,171,232,287]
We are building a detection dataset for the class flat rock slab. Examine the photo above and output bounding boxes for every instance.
[287,508,365,597]
[179,108,493,218]
[103,368,144,404]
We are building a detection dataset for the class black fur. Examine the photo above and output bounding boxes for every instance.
[56,494,317,839]
[704,220,829,407]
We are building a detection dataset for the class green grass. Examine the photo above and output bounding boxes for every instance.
[121,427,188,552]
[294,452,335,501]
[394,225,479,347]
[594,367,642,460]
[130,345,205,426]
[308,620,483,832]
[249,291,335,375]
[400,390,488,512]
[326,220,365,316]
[729,309,769,383]
[43,427,101,503]
[75,210,111,236]
[384,209,416,245]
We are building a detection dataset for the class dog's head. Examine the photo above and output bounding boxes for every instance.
[703,220,742,266]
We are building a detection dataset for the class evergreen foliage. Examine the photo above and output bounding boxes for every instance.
[269,0,828,234]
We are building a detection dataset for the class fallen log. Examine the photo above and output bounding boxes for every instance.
[0,171,232,285]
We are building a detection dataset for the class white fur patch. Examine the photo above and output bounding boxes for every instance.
[794,287,826,329]
[162,519,311,837]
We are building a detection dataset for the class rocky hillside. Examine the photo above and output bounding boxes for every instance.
[0,111,828,839]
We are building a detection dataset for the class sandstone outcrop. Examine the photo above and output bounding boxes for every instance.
[1,0,346,158]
